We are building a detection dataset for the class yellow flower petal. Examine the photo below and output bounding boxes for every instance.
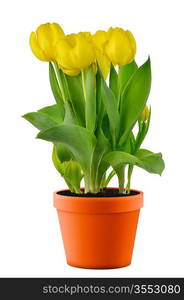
[126,31,136,58]
[61,67,81,76]
[91,30,110,78]
[105,27,136,66]
[92,30,108,52]
[79,32,92,41]
[50,23,65,43]
[56,38,76,69]
[72,34,95,69]
[95,50,110,79]
[29,32,49,61]
[141,105,149,121]
[56,33,95,75]
[30,23,65,62]
[36,23,55,60]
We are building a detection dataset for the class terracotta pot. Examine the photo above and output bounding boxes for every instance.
[54,188,143,269]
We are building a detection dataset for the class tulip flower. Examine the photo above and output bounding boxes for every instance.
[141,105,149,121]
[30,23,65,61]
[55,33,95,75]
[92,30,110,79]
[105,27,136,66]
[92,30,108,52]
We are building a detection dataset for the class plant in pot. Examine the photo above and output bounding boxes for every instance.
[23,23,165,269]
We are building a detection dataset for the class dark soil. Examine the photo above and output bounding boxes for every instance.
[57,188,139,198]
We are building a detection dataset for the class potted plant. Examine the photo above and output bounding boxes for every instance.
[23,23,165,269]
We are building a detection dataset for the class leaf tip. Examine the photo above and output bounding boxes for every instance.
[21,113,29,120]
[36,132,42,139]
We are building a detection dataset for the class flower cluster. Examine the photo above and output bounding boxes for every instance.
[30,23,136,78]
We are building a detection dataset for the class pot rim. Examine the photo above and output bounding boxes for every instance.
[54,188,143,214]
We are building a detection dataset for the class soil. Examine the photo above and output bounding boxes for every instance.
[57,188,139,198]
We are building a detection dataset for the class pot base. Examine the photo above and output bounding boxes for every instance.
[67,262,131,270]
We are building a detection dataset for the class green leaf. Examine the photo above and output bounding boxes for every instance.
[91,129,110,191]
[52,145,66,176]
[53,143,73,163]
[136,149,165,175]
[118,60,138,98]
[52,145,82,193]
[104,151,141,168]
[38,104,64,122]
[49,62,64,108]
[109,64,118,99]
[104,170,116,186]
[84,65,96,132]
[63,101,77,125]
[95,160,109,190]
[66,73,85,126]
[23,104,64,131]
[101,114,111,140]
[100,69,120,148]
[118,132,135,153]
[104,148,165,175]
[58,67,71,102]
[96,69,105,130]
[22,112,57,131]
[101,73,120,132]
[37,124,96,175]
[64,160,83,193]
[53,63,80,125]
[130,131,136,153]
[119,58,151,145]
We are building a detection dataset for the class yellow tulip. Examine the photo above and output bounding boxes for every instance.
[55,33,95,75]
[30,23,65,61]
[92,30,108,52]
[92,30,110,79]
[105,27,136,66]
[141,105,149,121]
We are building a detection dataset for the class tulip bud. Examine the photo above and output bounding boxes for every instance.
[55,33,95,76]
[92,30,110,79]
[105,27,136,66]
[30,23,65,61]
[141,105,149,121]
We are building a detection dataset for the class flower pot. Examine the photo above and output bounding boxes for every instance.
[54,188,143,269]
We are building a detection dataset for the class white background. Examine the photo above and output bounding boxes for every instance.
[0,0,184,277]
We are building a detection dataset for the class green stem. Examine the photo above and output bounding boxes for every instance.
[90,182,98,193]
[116,165,125,193]
[74,187,81,194]
[81,70,87,102]
[126,165,133,193]
[89,170,98,193]
[100,173,106,189]
[82,69,90,131]
[84,175,90,193]
[84,173,99,193]
[104,170,115,187]
[117,66,121,105]
[53,62,67,102]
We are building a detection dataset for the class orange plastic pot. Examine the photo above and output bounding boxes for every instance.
[54,188,143,269]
